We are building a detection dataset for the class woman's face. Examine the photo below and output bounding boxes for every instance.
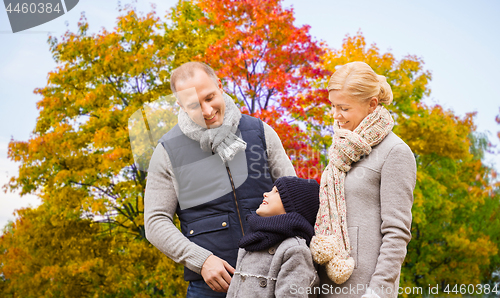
[329,90,378,131]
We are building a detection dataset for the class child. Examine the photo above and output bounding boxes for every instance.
[227,176,320,298]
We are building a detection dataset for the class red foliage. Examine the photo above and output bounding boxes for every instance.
[196,0,329,180]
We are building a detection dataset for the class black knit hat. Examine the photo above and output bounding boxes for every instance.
[274,176,320,226]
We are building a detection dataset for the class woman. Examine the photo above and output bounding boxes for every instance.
[310,62,417,298]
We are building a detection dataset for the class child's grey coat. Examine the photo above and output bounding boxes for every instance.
[227,236,319,297]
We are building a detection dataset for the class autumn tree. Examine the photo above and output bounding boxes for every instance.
[194,0,329,180]
[1,1,219,295]
[0,200,186,297]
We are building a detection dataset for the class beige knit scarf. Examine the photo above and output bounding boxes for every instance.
[310,105,394,284]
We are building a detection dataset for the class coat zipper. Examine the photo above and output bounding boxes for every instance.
[226,166,245,236]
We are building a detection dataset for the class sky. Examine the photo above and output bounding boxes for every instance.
[1,0,499,229]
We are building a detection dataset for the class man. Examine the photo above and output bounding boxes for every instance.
[144,62,295,297]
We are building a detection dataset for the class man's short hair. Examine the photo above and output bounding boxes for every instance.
[170,62,219,95]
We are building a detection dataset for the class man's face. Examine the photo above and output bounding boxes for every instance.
[175,69,226,129]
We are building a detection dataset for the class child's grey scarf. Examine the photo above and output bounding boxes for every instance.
[177,92,247,163]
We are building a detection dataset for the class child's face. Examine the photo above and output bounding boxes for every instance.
[256,186,286,217]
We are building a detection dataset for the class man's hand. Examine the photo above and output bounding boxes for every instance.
[200,255,235,292]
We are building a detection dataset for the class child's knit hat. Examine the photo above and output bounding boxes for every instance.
[274,176,320,226]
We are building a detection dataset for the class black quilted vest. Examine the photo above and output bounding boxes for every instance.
[159,114,274,281]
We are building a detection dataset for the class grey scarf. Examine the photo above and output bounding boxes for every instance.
[178,92,247,163]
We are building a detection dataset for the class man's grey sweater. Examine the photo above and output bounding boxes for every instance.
[144,122,296,275]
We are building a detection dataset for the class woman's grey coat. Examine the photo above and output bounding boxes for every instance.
[318,132,417,298]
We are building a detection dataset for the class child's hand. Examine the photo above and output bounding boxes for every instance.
[201,255,235,292]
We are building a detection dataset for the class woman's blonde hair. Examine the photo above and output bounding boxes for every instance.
[327,61,393,105]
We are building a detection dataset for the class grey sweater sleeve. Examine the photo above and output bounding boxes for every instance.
[369,143,417,292]
[144,121,295,273]
[262,121,297,180]
[144,143,212,274]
